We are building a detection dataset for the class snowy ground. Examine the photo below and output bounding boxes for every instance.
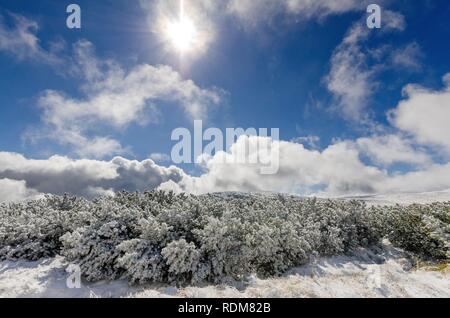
[334,190,450,206]
[215,190,450,206]
[0,242,448,298]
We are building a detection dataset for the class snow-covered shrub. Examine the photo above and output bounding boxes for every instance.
[162,239,201,283]
[0,195,92,260]
[1,191,448,285]
[117,239,165,284]
[384,203,449,260]
[59,200,146,281]
[193,214,252,281]
[61,220,131,281]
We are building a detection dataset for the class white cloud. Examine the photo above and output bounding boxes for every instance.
[174,135,450,196]
[173,136,385,196]
[226,0,365,26]
[0,178,42,203]
[30,40,222,158]
[292,135,320,149]
[142,0,368,40]
[149,153,171,163]
[382,10,406,31]
[0,152,186,200]
[325,23,374,121]
[2,132,450,202]
[325,12,407,121]
[355,134,431,166]
[74,137,125,159]
[381,163,450,194]
[389,74,450,153]
[389,42,423,71]
[0,13,61,64]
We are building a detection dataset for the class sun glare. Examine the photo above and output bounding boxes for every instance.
[165,0,198,53]
[167,17,197,52]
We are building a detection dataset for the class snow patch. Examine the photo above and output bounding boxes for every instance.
[1,244,448,298]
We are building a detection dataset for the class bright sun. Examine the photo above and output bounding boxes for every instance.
[167,17,197,52]
[165,0,197,53]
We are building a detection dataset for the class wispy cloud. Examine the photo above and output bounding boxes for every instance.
[325,11,407,122]
[0,13,62,64]
[389,42,423,71]
[142,0,371,39]
[226,0,367,27]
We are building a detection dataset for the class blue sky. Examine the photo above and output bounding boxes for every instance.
[0,0,450,200]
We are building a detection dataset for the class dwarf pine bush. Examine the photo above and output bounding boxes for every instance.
[0,191,448,285]
[0,195,92,260]
[381,203,450,260]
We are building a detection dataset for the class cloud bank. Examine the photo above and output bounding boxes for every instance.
[2,72,450,202]
[2,133,450,203]
[0,152,185,200]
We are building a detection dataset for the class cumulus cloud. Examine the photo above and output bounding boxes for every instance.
[0,178,43,203]
[354,134,431,166]
[175,136,384,195]
[0,13,61,64]
[2,131,450,203]
[0,152,185,199]
[172,135,450,197]
[30,40,222,158]
[380,163,450,194]
[389,74,450,153]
